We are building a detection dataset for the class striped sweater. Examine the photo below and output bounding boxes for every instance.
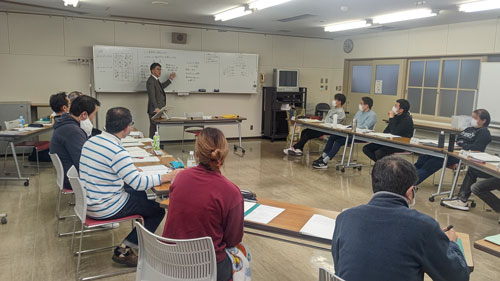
[79,132,162,219]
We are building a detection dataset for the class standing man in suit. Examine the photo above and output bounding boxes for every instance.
[147,62,176,138]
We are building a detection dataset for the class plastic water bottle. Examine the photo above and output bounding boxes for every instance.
[187,151,196,168]
[153,131,160,151]
[352,118,358,132]
[19,115,25,128]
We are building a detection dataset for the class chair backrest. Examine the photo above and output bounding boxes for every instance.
[315,103,331,116]
[49,153,64,191]
[135,221,217,281]
[4,119,21,130]
[67,166,87,222]
[184,112,204,118]
[319,267,345,281]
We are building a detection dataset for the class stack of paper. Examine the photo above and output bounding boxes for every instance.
[0,130,24,135]
[122,142,145,147]
[129,131,143,137]
[485,234,500,246]
[299,214,336,240]
[139,165,171,176]
[367,132,400,138]
[469,153,500,162]
[126,146,145,152]
[301,119,322,123]
[129,150,152,158]
[131,156,160,163]
[244,204,285,224]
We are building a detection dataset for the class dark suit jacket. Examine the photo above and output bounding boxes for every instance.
[147,75,171,114]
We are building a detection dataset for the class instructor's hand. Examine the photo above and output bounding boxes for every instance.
[154,108,160,113]
[169,72,176,80]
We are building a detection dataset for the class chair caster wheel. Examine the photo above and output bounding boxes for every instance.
[429,196,435,202]
[24,180,29,186]
[242,149,246,154]
[470,202,476,208]
[440,201,445,206]
[336,167,339,171]
[357,167,362,171]
[341,168,345,173]
[1,217,7,224]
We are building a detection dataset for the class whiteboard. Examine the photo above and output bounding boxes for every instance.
[93,45,259,93]
[477,62,500,123]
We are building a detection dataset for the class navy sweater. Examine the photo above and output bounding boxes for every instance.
[49,113,88,189]
[384,112,414,138]
[332,192,469,281]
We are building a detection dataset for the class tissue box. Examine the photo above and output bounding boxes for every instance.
[451,115,472,130]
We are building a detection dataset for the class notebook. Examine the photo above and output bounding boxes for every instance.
[485,234,500,246]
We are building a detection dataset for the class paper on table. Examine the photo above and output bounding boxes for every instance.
[135,138,153,142]
[129,131,142,137]
[485,234,500,246]
[0,130,24,135]
[13,127,41,131]
[244,201,257,213]
[122,142,145,147]
[469,153,500,162]
[131,156,160,163]
[125,146,145,152]
[367,132,400,138]
[129,150,152,157]
[302,119,322,123]
[244,205,285,224]
[299,214,336,240]
[139,165,171,176]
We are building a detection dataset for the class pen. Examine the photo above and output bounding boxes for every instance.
[444,225,454,232]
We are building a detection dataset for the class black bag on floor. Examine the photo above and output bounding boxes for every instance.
[28,148,51,162]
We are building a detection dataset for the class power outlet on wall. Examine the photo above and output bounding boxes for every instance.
[336,86,342,91]
[250,125,253,130]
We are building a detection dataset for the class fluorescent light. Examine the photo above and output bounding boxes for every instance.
[249,0,292,10]
[63,0,79,7]
[373,8,437,24]
[324,20,371,32]
[214,6,252,21]
[458,0,500,12]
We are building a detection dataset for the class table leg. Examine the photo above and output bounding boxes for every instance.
[447,160,463,199]
[346,134,356,166]
[0,142,30,185]
[339,136,349,166]
[233,122,245,153]
[289,122,297,148]
[430,154,450,200]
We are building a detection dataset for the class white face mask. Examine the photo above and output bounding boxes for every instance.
[392,106,399,114]
[80,118,93,137]
[332,100,337,107]
[471,119,479,128]
[358,104,364,111]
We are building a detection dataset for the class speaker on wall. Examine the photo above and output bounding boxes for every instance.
[172,32,187,44]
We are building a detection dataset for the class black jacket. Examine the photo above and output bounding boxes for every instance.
[384,112,414,138]
[456,126,491,151]
[332,192,469,281]
[49,113,88,189]
[146,75,171,114]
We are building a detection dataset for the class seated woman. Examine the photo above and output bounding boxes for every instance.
[162,127,244,281]
[284,93,346,156]
[312,97,376,169]
[414,109,491,187]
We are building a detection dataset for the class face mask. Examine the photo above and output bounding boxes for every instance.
[358,104,364,111]
[80,118,93,137]
[332,100,337,107]
[392,106,399,114]
[471,119,479,128]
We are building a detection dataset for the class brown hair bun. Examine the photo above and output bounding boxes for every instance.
[195,128,229,171]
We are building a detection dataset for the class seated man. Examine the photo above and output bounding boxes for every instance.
[49,95,100,189]
[79,107,180,267]
[472,177,500,217]
[49,92,70,121]
[312,97,376,169]
[363,99,414,162]
[415,109,491,186]
[332,156,469,281]
[67,91,83,103]
[284,93,346,156]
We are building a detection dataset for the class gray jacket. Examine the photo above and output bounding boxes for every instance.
[147,75,171,114]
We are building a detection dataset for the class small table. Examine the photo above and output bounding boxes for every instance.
[153,116,247,153]
[0,125,53,186]
[474,238,500,258]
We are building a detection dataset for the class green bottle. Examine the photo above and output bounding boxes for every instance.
[153,131,160,151]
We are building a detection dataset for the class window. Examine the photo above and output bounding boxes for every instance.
[348,59,406,96]
[406,57,483,118]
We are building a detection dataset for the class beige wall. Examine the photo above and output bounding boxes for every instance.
[334,19,500,131]
[0,12,340,140]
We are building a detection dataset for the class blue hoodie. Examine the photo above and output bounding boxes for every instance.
[49,113,88,189]
[332,192,469,281]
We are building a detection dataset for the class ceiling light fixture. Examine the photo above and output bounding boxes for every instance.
[324,20,371,32]
[63,0,79,7]
[372,8,437,24]
[214,6,252,21]
[249,0,292,10]
[458,0,500,13]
